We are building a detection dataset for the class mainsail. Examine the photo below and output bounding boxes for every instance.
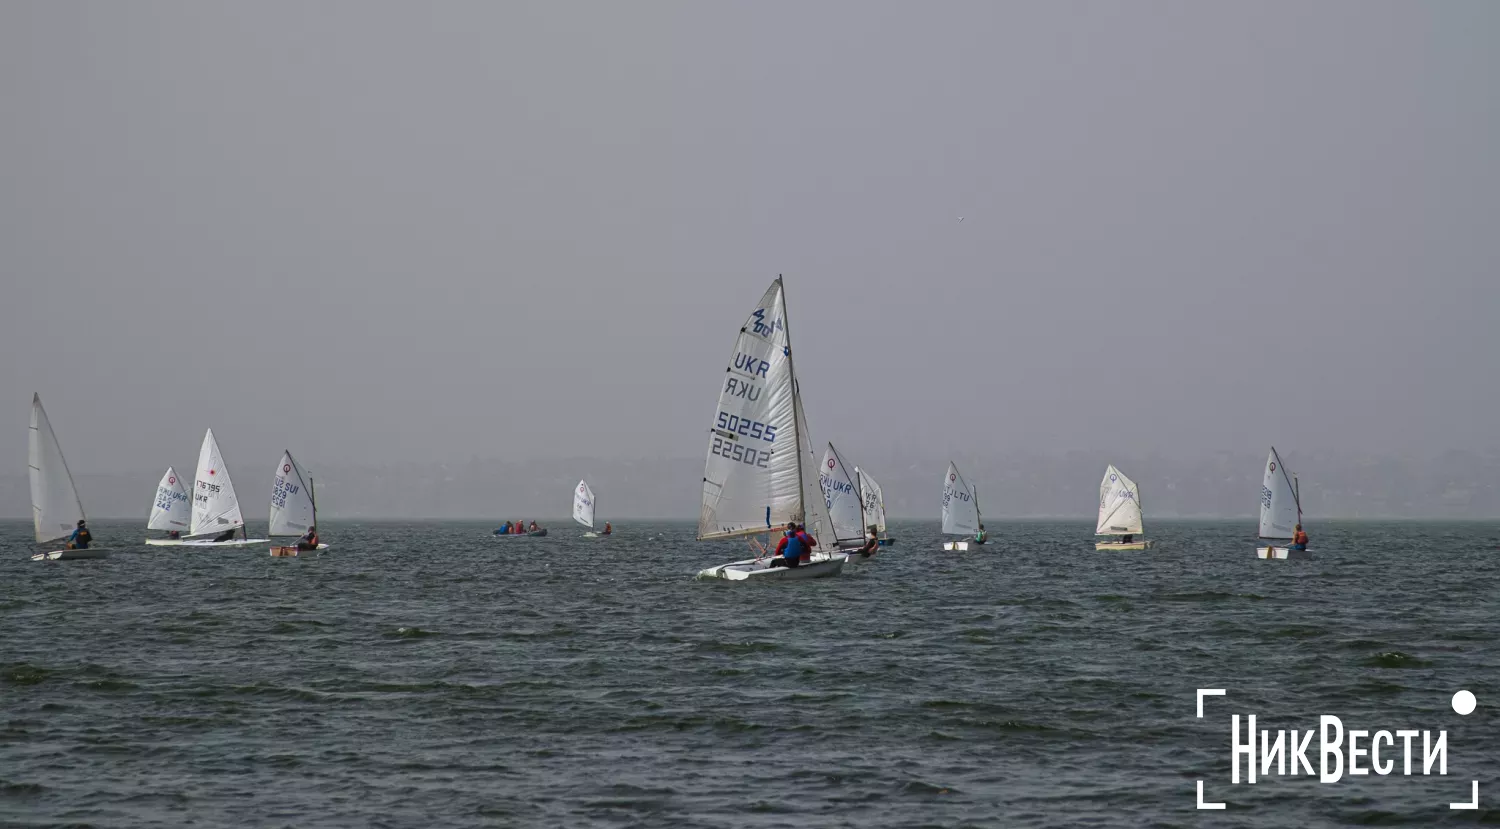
[818,442,865,545]
[269,451,316,537]
[573,479,595,529]
[29,394,86,543]
[855,466,888,535]
[1258,447,1300,539]
[190,429,246,537]
[941,461,980,536]
[147,466,190,531]
[1096,464,1144,535]
[698,277,811,542]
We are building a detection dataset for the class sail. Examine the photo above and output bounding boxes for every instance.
[189,429,245,536]
[573,479,595,528]
[855,466,888,534]
[793,380,833,553]
[818,442,865,545]
[147,466,190,531]
[269,451,316,537]
[1096,464,1144,535]
[1258,447,1300,539]
[698,278,805,540]
[941,461,980,536]
[29,394,86,543]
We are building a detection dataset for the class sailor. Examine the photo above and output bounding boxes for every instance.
[1291,524,1309,551]
[1121,534,1134,544]
[296,525,319,551]
[602,522,612,536]
[212,528,237,542]
[974,524,987,544]
[67,519,92,550]
[528,520,539,533]
[769,522,816,568]
[167,530,181,540]
[499,521,512,535]
[857,527,879,558]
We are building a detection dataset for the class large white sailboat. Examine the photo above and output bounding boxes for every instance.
[144,467,190,541]
[1256,447,1310,560]
[941,461,984,551]
[1095,464,1154,550]
[149,429,267,547]
[854,466,894,546]
[28,394,105,561]
[696,277,845,581]
[269,450,327,556]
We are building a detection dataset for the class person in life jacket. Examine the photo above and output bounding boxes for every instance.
[212,528,237,543]
[769,522,816,568]
[602,522,612,536]
[857,526,879,558]
[974,524,987,544]
[296,525,319,551]
[167,530,181,540]
[67,520,92,550]
[1291,524,1309,551]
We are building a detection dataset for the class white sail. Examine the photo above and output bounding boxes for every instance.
[698,278,806,540]
[818,442,865,545]
[854,466,888,534]
[269,451,316,537]
[941,461,980,536]
[190,429,246,537]
[1096,464,1144,535]
[147,466,190,531]
[573,479,595,529]
[29,394,86,543]
[1259,447,1300,539]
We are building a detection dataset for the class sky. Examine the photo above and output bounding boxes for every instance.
[3,1,1497,486]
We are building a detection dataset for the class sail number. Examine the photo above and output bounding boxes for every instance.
[711,436,770,468]
[197,482,221,494]
[715,412,777,443]
[155,486,188,512]
[272,480,301,509]
[942,490,971,508]
[1261,485,1273,509]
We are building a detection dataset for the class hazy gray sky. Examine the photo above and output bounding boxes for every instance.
[4,1,1497,481]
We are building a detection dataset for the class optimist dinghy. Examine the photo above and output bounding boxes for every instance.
[1094,465,1154,550]
[143,466,191,544]
[695,276,846,581]
[855,466,894,546]
[27,394,107,562]
[1256,447,1312,560]
[268,450,329,556]
[940,462,983,551]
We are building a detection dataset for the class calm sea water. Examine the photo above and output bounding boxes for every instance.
[1,519,1496,827]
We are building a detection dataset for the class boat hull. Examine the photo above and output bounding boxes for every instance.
[145,538,269,547]
[493,529,548,537]
[1096,540,1155,550]
[31,548,109,561]
[1257,546,1313,560]
[270,544,329,557]
[942,540,985,551]
[697,553,847,581]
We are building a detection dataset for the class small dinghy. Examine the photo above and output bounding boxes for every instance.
[27,394,107,562]
[573,479,601,537]
[493,528,548,537]
[1256,447,1312,560]
[268,450,327,557]
[854,466,895,546]
[940,462,985,551]
[696,276,845,582]
[143,466,191,543]
[819,442,875,557]
[1095,464,1154,550]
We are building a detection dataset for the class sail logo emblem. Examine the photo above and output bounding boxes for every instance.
[827,459,836,469]
[949,473,956,482]
[1269,462,1276,472]
[283,464,291,474]
[209,469,216,476]
[1109,474,1118,482]
[168,476,175,485]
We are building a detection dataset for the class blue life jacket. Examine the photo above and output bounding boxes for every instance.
[782,531,806,559]
[69,527,90,549]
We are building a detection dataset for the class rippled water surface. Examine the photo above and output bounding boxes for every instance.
[2,519,1497,827]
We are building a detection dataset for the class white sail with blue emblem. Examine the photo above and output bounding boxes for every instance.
[1095,464,1143,535]
[698,278,806,541]
[941,461,980,536]
[29,394,86,544]
[269,450,316,537]
[1258,447,1300,539]
[855,466,887,536]
[573,479,595,529]
[147,466,190,532]
[189,429,246,537]
[818,442,866,546]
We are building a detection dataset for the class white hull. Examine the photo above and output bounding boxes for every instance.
[697,553,847,581]
[1257,546,1313,560]
[1096,539,1155,550]
[31,548,109,561]
[270,543,329,557]
[942,541,972,551]
[145,537,269,547]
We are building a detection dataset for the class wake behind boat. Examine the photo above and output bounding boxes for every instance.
[695,277,845,581]
[1095,464,1154,550]
[1257,447,1312,560]
[27,395,106,562]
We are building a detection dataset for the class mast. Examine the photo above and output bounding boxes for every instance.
[777,274,808,524]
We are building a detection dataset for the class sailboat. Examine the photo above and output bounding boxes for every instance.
[695,276,846,581]
[854,466,894,546]
[151,429,267,547]
[574,479,602,537]
[28,394,106,561]
[143,467,190,542]
[819,442,868,553]
[1257,447,1310,560]
[1094,464,1154,550]
[941,461,984,551]
[269,450,328,556]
